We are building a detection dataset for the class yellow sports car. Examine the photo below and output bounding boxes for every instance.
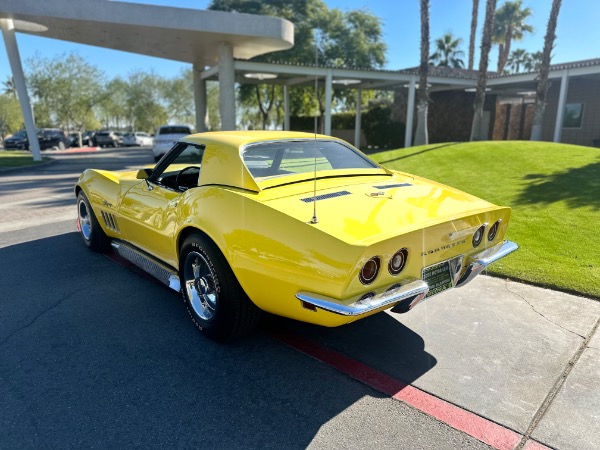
[75,131,517,341]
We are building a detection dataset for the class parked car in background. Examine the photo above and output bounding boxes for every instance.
[83,131,97,146]
[3,130,29,150]
[123,131,153,147]
[152,125,192,162]
[4,128,70,150]
[95,130,124,148]
[69,131,98,147]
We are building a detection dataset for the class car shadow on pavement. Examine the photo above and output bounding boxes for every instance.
[0,232,436,448]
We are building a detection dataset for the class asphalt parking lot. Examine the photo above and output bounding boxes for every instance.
[1,147,599,449]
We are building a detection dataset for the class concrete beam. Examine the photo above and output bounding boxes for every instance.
[218,43,236,131]
[405,76,416,148]
[553,70,570,143]
[355,88,362,148]
[193,64,208,132]
[324,69,332,135]
[0,18,41,161]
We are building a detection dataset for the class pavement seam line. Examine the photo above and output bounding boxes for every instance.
[503,279,586,339]
[515,316,600,450]
[0,286,88,347]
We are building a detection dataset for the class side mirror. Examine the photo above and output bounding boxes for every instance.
[136,168,153,179]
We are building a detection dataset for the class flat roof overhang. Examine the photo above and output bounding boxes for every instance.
[0,0,294,65]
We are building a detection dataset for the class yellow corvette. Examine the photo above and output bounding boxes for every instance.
[75,131,517,341]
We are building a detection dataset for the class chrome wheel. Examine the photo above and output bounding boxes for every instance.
[184,251,218,321]
[78,197,92,241]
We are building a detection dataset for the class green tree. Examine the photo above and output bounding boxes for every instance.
[0,93,22,141]
[414,0,430,146]
[429,32,465,68]
[506,48,530,73]
[161,68,195,126]
[124,70,168,132]
[531,0,562,141]
[523,50,543,72]
[468,0,480,70]
[26,52,105,137]
[209,0,386,130]
[97,77,128,129]
[493,0,533,74]
[2,76,16,98]
[470,0,497,141]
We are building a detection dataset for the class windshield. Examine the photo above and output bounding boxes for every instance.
[13,130,27,138]
[242,140,378,180]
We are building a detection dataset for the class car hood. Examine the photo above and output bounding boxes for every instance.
[258,172,501,245]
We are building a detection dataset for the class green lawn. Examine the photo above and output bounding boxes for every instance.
[372,141,600,299]
[0,150,46,168]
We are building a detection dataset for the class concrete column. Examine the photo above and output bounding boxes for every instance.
[193,63,208,132]
[553,70,570,143]
[404,76,417,148]
[324,69,333,135]
[0,19,41,161]
[354,87,362,148]
[218,42,236,131]
[283,85,290,131]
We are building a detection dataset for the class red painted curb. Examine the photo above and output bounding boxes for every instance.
[64,146,100,153]
[273,332,526,450]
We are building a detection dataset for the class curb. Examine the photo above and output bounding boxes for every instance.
[0,158,57,175]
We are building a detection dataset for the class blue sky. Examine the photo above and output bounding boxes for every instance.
[1,0,599,83]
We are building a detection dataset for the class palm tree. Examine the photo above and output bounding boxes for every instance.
[531,0,562,141]
[523,50,543,72]
[506,48,530,73]
[493,0,533,73]
[470,0,497,141]
[2,77,17,98]
[468,0,480,70]
[414,0,430,146]
[430,33,465,68]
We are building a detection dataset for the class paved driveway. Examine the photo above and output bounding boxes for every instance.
[1,149,598,449]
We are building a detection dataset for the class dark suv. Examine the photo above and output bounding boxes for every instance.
[3,129,70,151]
[95,130,124,148]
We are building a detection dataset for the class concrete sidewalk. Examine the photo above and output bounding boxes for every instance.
[282,275,600,450]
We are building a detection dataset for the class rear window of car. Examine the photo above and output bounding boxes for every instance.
[159,126,191,135]
[242,140,377,180]
[97,132,109,136]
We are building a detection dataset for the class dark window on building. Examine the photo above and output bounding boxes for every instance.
[563,103,584,128]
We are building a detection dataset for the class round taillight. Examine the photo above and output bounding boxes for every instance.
[359,257,381,285]
[488,220,501,241]
[388,248,408,275]
[472,225,485,248]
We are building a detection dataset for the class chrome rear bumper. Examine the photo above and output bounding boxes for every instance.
[295,240,518,317]
[296,279,429,317]
[455,240,519,288]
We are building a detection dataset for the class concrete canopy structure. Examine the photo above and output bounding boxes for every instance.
[0,0,294,160]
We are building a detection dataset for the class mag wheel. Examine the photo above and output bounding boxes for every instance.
[180,233,261,342]
[77,191,110,252]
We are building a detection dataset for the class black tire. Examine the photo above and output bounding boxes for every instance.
[77,191,110,252]
[179,233,261,342]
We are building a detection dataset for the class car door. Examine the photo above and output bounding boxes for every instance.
[118,142,204,267]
